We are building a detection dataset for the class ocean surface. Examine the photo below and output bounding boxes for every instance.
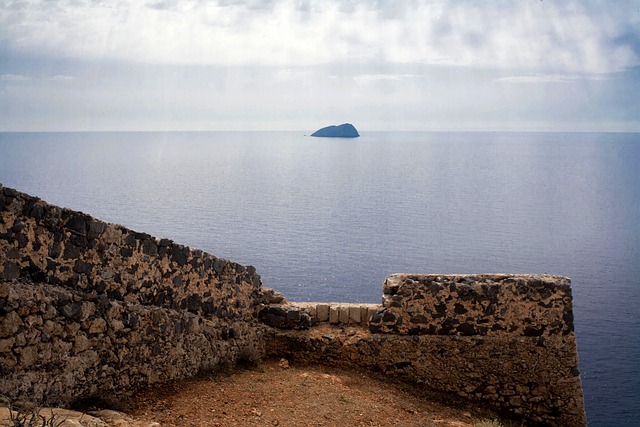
[0,131,638,425]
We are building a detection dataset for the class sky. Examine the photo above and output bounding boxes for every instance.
[1,0,639,132]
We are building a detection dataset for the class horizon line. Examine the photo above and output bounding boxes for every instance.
[1,128,640,134]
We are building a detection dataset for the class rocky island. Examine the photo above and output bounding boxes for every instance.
[311,123,359,138]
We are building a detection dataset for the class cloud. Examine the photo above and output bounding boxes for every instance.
[1,60,638,132]
[0,0,638,74]
[0,73,75,82]
[352,74,419,84]
[0,74,29,81]
[495,74,610,84]
[50,75,75,81]
[275,68,311,81]
[1,1,639,132]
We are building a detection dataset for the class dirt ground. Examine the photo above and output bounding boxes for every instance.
[122,358,511,427]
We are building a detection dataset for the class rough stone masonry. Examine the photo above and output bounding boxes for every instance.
[0,185,586,426]
[270,274,586,426]
[0,184,276,405]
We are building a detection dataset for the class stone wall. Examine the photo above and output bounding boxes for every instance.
[259,302,380,329]
[1,279,263,406]
[0,186,265,321]
[272,274,586,426]
[295,302,380,326]
[0,185,586,425]
[370,273,574,337]
[0,185,272,405]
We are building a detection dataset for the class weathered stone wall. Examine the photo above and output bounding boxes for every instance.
[272,274,586,426]
[0,186,265,322]
[0,185,586,425]
[1,280,264,406]
[0,185,271,405]
[370,273,574,337]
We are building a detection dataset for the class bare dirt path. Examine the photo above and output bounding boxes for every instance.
[123,358,510,427]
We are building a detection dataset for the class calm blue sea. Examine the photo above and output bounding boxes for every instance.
[0,131,638,425]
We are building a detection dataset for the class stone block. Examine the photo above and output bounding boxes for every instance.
[88,318,107,334]
[296,303,316,318]
[0,311,22,338]
[349,305,361,324]
[258,306,312,330]
[0,337,15,353]
[359,306,369,323]
[329,306,339,324]
[74,333,91,353]
[1,261,20,280]
[18,345,38,366]
[0,354,17,368]
[338,306,350,324]
[316,304,329,322]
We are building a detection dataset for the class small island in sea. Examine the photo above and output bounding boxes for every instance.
[311,123,360,138]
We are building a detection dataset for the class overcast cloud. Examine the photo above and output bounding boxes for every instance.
[1,0,639,131]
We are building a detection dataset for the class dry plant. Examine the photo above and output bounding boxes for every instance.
[5,404,67,427]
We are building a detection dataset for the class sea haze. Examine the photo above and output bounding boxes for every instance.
[0,131,638,426]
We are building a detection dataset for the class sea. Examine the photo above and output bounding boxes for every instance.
[0,131,638,426]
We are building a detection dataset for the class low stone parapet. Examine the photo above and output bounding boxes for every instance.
[268,274,587,427]
[257,303,380,330]
[370,274,574,337]
[293,302,380,326]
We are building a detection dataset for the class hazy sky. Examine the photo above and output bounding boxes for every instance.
[1,0,639,131]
